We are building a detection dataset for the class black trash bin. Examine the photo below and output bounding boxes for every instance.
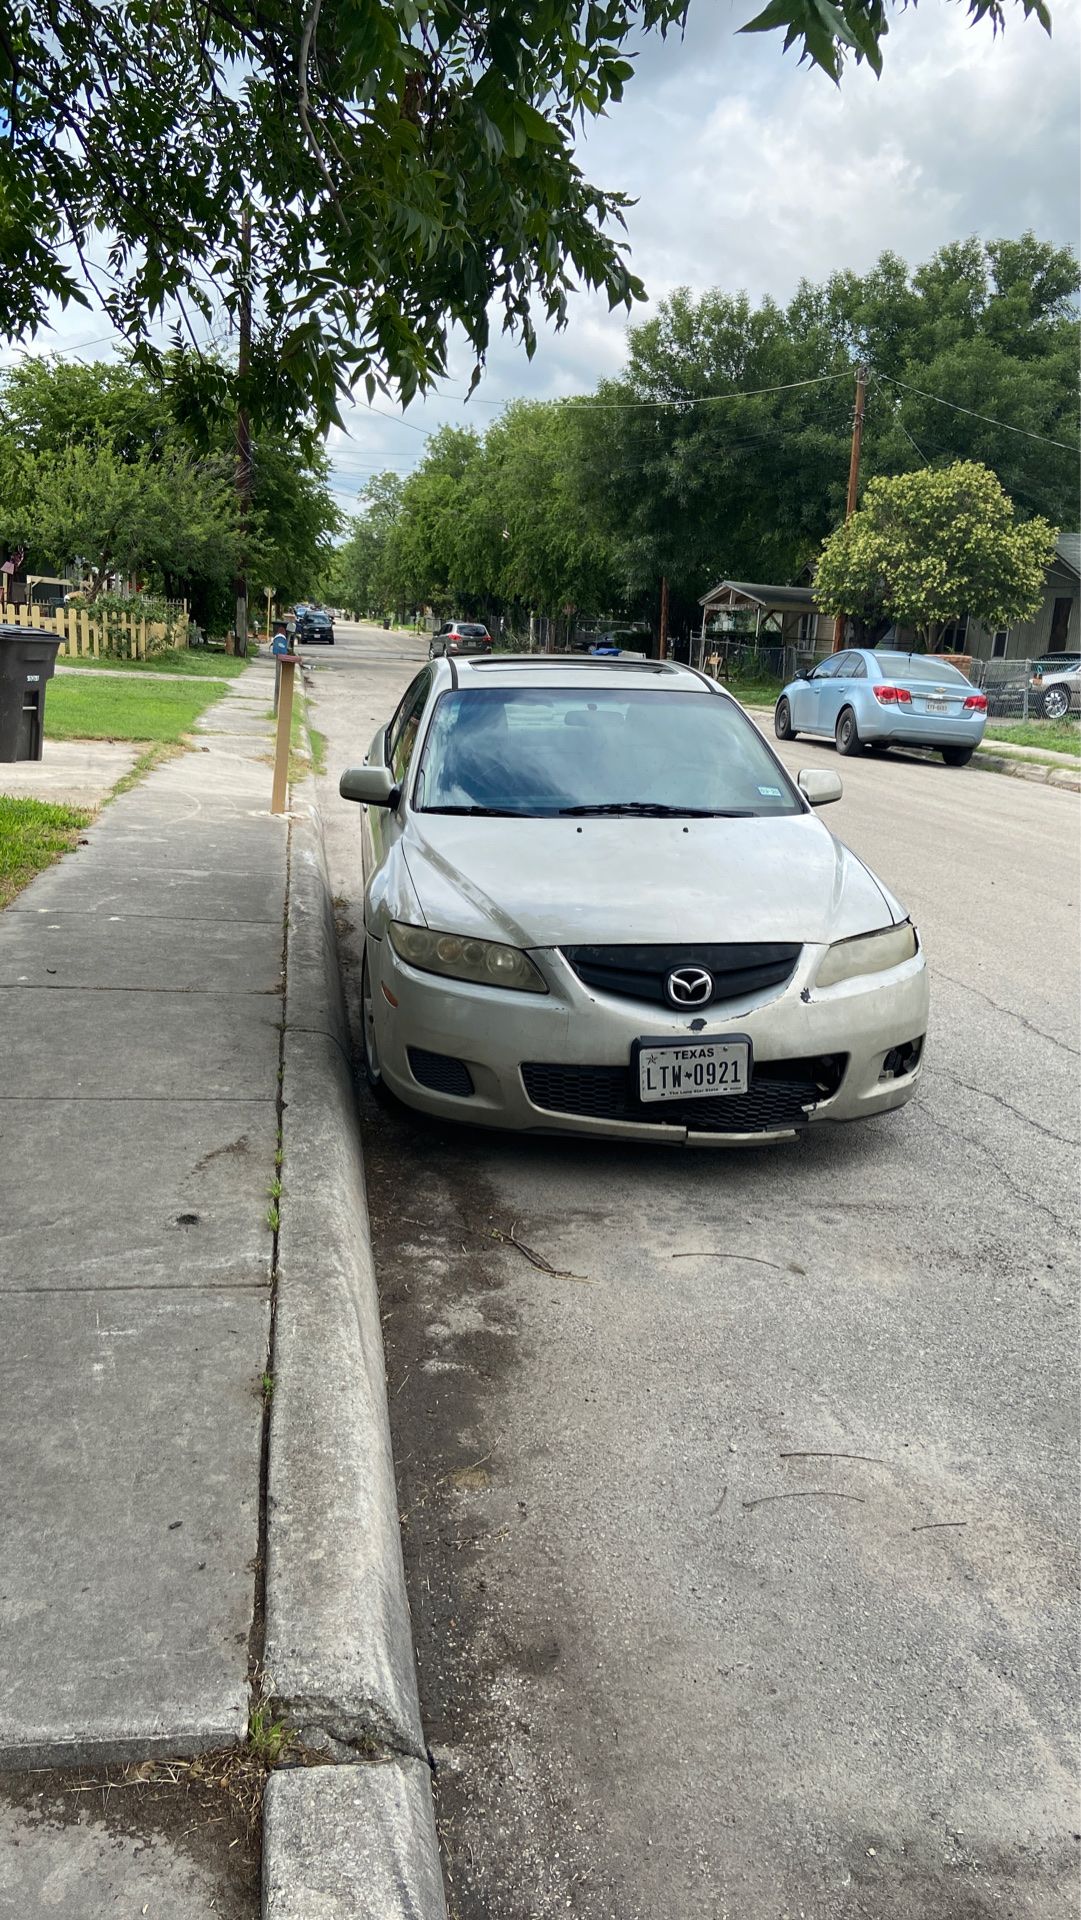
[0,626,63,762]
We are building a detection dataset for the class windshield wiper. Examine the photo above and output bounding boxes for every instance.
[423,804,528,816]
[557,802,755,818]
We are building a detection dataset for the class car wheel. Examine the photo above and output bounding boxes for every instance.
[361,945,392,1102]
[835,707,862,756]
[1043,685,1071,721]
[774,696,796,741]
[942,746,975,767]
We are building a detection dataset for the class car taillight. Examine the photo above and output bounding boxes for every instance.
[872,684,912,705]
[963,693,987,711]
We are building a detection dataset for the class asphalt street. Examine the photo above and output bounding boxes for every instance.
[309,622,1080,1920]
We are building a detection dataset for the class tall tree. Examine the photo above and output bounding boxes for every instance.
[580,237,1078,614]
[1,2,1052,425]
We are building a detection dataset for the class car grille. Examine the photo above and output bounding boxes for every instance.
[520,1058,845,1134]
[561,943,801,1009]
[408,1047,475,1098]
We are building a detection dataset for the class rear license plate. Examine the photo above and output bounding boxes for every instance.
[924,699,950,714]
[636,1035,751,1104]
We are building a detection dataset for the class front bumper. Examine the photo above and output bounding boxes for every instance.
[368,936,929,1145]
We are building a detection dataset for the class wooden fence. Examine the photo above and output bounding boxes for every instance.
[1,599,189,660]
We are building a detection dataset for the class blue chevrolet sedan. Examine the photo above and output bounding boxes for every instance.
[775,649,989,765]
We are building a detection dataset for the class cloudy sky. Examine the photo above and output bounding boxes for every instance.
[7,0,1079,517]
[324,0,1081,511]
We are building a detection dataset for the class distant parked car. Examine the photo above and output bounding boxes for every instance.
[429,621,493,659]
[295,609,335,645]
[1030,654,1080,721]
[775,649,988,766]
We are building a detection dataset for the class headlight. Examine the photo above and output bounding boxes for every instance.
[816,921,918,988]
[389,922,548,994]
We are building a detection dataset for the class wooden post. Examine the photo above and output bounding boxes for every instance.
[271,655,298,814]
[832,364,868,652]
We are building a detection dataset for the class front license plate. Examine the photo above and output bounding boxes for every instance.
[636,1035,751,1104]
[924,699,950,714]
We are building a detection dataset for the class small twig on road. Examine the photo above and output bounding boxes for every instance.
[488,1223,591,1283]
[671,1252,786,1270]
[709,1486,728,1518]
[911,1520,968,1532]
[780,1450,884,1464]
[742,1490,866,1511]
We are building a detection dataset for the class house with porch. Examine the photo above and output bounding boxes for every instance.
[698,533,1079,668]
[697,578,831,669]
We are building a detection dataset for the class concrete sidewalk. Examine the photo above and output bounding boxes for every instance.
[0,664,284,1916]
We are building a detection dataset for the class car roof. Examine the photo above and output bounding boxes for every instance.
[439,653,718,694]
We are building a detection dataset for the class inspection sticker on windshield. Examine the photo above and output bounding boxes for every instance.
[635,1036,751,1104]
[758,785,782,797]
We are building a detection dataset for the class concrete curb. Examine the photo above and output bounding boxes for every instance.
[263,782,445,1914]
[263,1760,448,1919]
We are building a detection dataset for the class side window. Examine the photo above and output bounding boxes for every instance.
[812,658,838,680]
[848,655,867,680]
[390,671,433,784]
[387,671,429,765]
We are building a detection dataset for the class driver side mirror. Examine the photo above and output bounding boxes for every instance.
[340,765,399,808]
[798,768,843,807]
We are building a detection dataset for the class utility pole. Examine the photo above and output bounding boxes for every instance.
[658,575,669,661]
[831,363,868,652]
[233,206,252,656]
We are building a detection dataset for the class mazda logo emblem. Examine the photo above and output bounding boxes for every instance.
[666,966,714,1007]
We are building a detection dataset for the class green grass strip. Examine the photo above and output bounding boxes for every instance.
[44,674,225,743]
[59,648,251,679]
[0,795,92,908]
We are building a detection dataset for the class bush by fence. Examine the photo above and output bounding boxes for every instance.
[1,596,190,660]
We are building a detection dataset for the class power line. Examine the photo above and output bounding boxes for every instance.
[560,372,853,411]
[874,371,1077,452]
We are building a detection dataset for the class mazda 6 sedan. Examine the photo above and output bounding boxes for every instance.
[339,656,928,1145]
[775,649,988,764]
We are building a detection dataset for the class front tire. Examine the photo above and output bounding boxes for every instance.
[942,746,975,767]
[774,696,796,741]
[835,707,863,756]
[1043,685,1071,722]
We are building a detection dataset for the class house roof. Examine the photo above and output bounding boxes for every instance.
[699,580,818,611]
[1055,533,1080,578]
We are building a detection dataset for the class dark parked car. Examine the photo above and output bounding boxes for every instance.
[429,620,493,659]
[296,610,335,645]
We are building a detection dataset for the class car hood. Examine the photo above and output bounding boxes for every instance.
[401,813,901,949]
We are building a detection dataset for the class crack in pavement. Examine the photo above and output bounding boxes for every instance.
[924,1064,1080,1148]
[930,965,1080,1057]
[909,1097,1072,1229]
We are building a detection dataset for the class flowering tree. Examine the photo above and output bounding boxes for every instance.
[814,463,1056,650]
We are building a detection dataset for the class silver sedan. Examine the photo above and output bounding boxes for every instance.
[340,656,929,1145]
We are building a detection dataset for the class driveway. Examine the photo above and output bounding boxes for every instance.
[310,625,1080,1920]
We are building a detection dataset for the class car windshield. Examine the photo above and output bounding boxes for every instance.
[414,687,801,818]
[873,653,969,685]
